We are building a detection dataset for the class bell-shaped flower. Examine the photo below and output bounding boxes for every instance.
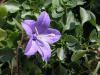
[22,11,61,62]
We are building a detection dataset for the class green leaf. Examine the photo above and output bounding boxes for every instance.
[22,2,30,10]
[59,0,64,6]
[55,64,67,75]
[80,7,91,25]
[71,50,87,62]
[64,0,85,8]
[89,29,98,42]
[51,21,63,32]
[57,47,65,60]
[62,35,81,50]
[0,28,7,41]
[77,0,86,5]
[12,18,22,30]
[52,9,64,18]
[4,1,20,13]
[96,25,100,33]
[65,35,79,47]
[52,0,64,18]
[75,25,83,38]
[56,6,64,13]
[52,0,60,8]
[7,31,19,48]
[0,48,14,62]
[21,11,32,19]
[89,11,96,26]
[63,11,75,31]
[0,5,8,19]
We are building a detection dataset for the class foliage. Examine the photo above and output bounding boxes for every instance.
[0,0,100,75]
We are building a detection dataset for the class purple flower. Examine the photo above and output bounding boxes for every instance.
[22,11,61,62]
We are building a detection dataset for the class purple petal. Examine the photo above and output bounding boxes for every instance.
[37,28,61,44]
[36,11,50,34]
[24,38,38,56]
[22,20,35,36]
[36,40,51,62]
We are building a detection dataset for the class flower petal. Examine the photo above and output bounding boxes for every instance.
[24,38,38,56]
[38,28,61,44]
[36,40,51,62]
[22,20,35,36]
[36,11,50,34]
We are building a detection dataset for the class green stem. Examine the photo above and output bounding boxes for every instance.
[16,31,24,75]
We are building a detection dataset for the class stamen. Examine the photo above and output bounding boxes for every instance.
[48,33,55,37]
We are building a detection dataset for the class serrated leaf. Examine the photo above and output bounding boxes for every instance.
[22,2,30,10]
[80,7,91,24]
[4,1,20,13]
[71,50,87,62]
[65,35,78,46]
[52,9,64,18]
[0,28,7,41]
[64,0,85,8]
[64,11,75,31]
[52,0,64,18]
